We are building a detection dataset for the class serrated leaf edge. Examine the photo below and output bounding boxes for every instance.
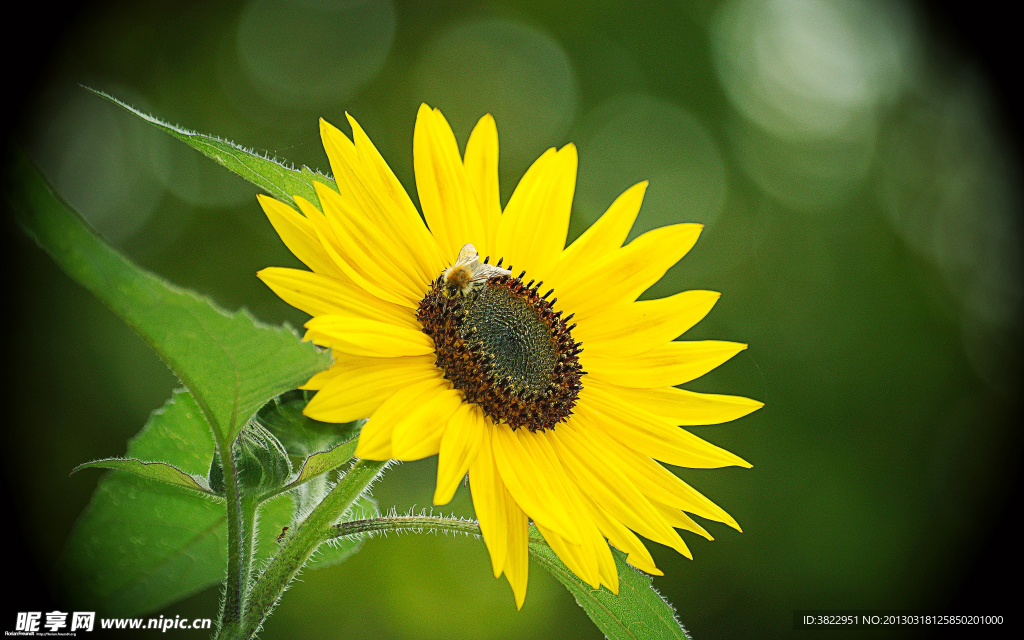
[72,457,223,499]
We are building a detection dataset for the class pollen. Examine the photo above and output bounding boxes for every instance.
[418,263,584,432]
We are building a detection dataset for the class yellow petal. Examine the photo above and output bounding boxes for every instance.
[542,472,620,594]
[303,356,439,423]
[588,521,619,596]
[257,267,418,330]
[584,340,747,388]
[576,290,721,357]
[344,115,447,280]
[414,104,486,260]
[551,423,691,556]
[304,315,434,358]
[556,223,703,320]
[355,377,450,460]
[503,492,530,610]
[300,352,415,390]
[434,403,485,505]
[491,426,583,544]
[650,501,714,542]
[390,387,464,461]
[314,183,427,302]
[300,362,344,391]
[535,524,601,589]
[579,385,751,468]
[572,411,740,530]
[295,196,418,308]
[492,147,557,274]
[589,383,764,426]
[258,194,345,279]
[558,181,647,273]
[586,500,664,575]
[290,192,349,270]
[320,116,443,286]
[469,423,509,577]
[496,145,577,278]
[535,512,616,594]
[318,115,366,205]
[532,431,618,593]
[463,114,503,255]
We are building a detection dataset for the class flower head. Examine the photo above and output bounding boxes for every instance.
[258,104,762,608]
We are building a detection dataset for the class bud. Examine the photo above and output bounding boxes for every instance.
[208,422,293,497]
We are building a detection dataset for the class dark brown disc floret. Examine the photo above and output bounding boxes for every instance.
[417,268,584,432]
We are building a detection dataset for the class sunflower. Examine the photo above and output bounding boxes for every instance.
[257,104,762,608]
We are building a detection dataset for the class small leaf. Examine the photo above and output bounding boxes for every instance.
[302,166,339,202]
[7,153,332,446]
[529,531,691,640]
[284,439,358,492]
[73,458,218,497]
[60,391,227,616]
[87,88,333,209]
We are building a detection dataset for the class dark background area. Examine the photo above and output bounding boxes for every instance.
[3,1,1021,638]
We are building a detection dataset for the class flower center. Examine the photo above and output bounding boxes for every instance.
[417,251,583,432]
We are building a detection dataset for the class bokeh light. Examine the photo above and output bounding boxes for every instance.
[30,88,164,246]
[712,0,911,140]
[573,93,727,240]
[413,18,578,173]
[236,0,396,108]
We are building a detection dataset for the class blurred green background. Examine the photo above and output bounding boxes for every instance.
[5,0,1021,638]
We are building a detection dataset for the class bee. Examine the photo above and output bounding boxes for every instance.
[442,243,511,296]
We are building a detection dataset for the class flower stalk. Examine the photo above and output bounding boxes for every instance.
[329,514,484,540]
[216,446,256,639]
[237,459,388,639]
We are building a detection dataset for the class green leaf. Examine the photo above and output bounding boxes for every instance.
[7,152,333,446]
[73,458,219,497]
[302,165,339,198]
[87,88,336,209]
[60,390,227,616]
[529,531,691,640]
[62,390,300,616]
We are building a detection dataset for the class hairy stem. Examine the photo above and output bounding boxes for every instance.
[239,459,387,639]
[327,515,550,546]
[329,515,484,540]
[216,445,255,638]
